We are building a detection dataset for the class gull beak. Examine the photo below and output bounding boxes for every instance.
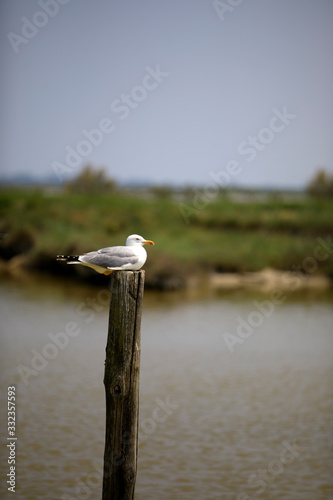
[144,240,154,245]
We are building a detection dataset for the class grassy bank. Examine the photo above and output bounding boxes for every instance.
[0,187,332,289]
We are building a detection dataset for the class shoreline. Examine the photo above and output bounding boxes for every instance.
[1,256,331,292]
[209,267,332,292]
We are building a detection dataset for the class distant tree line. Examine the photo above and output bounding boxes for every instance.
[65,164,333,199]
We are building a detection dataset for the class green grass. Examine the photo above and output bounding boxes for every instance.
[1,187,333,282]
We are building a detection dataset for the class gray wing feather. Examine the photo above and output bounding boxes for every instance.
[80,246,139,268]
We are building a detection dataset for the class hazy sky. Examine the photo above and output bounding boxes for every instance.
[1,0,333,188]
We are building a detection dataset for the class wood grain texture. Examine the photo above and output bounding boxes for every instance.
[102,270,145,500]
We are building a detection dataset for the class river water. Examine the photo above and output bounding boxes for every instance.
[0,275,332,499]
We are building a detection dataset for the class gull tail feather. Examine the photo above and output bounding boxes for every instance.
[56,255,80,263]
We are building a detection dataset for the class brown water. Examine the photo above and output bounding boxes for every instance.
[0,276,332,499]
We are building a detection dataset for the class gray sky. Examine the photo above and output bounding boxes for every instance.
[1,0,333,188]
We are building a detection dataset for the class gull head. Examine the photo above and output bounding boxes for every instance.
[126,234,154,247]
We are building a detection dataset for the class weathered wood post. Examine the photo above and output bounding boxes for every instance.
[102,270,145,500]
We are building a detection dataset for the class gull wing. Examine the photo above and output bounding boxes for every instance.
[79,246,139,269]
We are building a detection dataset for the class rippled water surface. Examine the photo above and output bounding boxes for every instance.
[0,276,332,499]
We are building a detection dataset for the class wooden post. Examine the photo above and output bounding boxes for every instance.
[102,270,145,500]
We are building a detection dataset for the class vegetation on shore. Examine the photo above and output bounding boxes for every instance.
[0,182,332,289]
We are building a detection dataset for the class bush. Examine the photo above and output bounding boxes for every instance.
[307,168,333,198]
[65,165,116,195]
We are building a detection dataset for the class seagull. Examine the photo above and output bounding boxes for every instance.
[56,234,154,275]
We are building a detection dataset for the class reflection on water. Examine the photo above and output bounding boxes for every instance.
[0,275,332,500]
